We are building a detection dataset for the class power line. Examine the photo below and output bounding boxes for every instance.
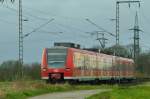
[0,6,60,36]
[1,4,68,36]
[85,18,116,37]
[4,4,84,22]
[55,22,87,35]
[1,4,49,21]
[0,15,61,39]
[23,5,85,22]
[1,3,97,38]
[23,18,54,38]
[55,22,91,38]
[0,0,14,3]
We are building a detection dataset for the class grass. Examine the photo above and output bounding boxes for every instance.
[2,80,149,99]
[87,85,150,99]
[0,80,113,99]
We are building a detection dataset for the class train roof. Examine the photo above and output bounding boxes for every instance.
[45,46,134,62]
[69,47,134,62]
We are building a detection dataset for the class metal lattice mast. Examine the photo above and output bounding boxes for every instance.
[86,31,108,50]
[0,0,23,77]
[130,12,142,61]
[116,2,120,45]
[0,0,23,65]
[19,0,23,66]
[134,12,140,59]
[96,31,108,50]
[116,0,140,45]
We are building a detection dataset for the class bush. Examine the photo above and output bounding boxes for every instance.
[0,60,41,81]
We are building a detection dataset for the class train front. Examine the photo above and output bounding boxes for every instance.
[41,47,72,83]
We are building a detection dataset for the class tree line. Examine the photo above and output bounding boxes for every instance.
[0,60,40,81]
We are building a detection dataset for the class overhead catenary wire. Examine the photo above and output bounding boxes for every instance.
[56,22,85,33]
[86,18,116,37]
[0,0,14,3]
[1,0,150,49]
[1,4,49,21]
[22,5,85,22]
[1,4,88,37]
[1,3,99,36]
[3,4,85,22]
[0,4,58,32]
[23,18,54,38]
[0,15,62,38]
[1,6,59,40]
[55,22,90,38]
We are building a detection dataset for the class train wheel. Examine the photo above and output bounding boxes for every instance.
[68,80,78,84]
[46,79,50,84]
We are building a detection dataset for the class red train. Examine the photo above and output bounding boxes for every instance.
[41,45,135,83]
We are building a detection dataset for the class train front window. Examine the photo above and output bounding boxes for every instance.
[47,48,67,68]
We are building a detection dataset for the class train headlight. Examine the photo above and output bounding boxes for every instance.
[43,68,47,71]
[42,67,47,71]
[66,68,70,71]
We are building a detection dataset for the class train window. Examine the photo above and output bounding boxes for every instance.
[93,55,97,69]
[47,48,67,68]
[73,52,85,69]
[73,53,78,67]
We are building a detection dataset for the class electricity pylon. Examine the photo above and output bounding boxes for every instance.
[129,12,142,61]
[116,0,140,45]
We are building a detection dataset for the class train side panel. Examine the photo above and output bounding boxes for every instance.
[70,48,135,81]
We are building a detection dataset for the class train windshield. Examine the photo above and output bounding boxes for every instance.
[47,48,67,68]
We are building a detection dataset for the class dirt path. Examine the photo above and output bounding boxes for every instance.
[29,89,109,99]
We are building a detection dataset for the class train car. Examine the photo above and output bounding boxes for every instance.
[41,46,135,83]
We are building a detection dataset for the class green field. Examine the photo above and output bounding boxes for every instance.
[87,85,150,99]
[0,80,113,99]
[1,80,150,99]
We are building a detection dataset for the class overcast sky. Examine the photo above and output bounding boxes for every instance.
[0,0,150,63]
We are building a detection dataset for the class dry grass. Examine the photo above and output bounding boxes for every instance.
[0,81,45,98]
[0,80,110,99]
